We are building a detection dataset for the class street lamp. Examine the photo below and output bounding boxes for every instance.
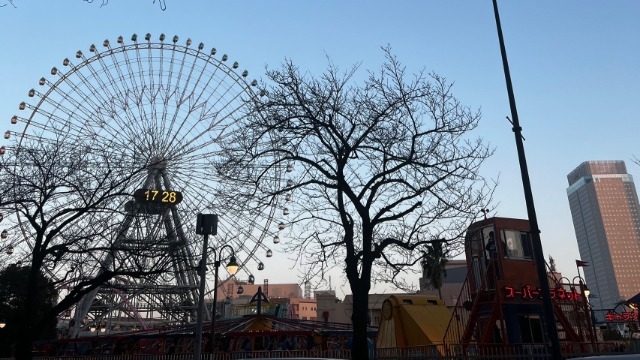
[573,276,597,344]
[90,323,105,337]
[492,1,561,358]
[210,244,238,355]
[588,300,598,343]
[194,213,218,360]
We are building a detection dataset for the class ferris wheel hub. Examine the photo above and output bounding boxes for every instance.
[148,156,167,170]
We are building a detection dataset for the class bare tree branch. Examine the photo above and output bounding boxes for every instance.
[217,48,497,359]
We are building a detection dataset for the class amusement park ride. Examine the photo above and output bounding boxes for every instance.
[1,33,286,341]
[443,217,597,354]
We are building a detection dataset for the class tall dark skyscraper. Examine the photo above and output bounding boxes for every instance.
[566,160,640,312]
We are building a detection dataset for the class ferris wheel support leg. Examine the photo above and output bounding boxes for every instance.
[69,211,136,338]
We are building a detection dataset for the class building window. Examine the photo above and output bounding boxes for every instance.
[502,229,533,260]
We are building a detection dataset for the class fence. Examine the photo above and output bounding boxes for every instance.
[1,342,639,360]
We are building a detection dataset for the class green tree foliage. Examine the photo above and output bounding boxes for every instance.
[0,265,57,357]
[421,241,450,299]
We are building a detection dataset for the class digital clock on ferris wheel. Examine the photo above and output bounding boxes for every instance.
[133,189,183,205]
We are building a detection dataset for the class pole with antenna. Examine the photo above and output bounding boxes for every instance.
[491,1,562,359]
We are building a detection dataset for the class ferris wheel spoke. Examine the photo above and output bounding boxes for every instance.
[77,52,128,110]
[58,57,120,115]
[91,51,135,115]
[146,42,157,97]
[101,42,137,100]
[172,43,205,116]
[117,44,144,110]
[183,55,227,110]
[164,104,253,160]
[26,91,95,140]
[27,89,93,137]
[192,67,252,122]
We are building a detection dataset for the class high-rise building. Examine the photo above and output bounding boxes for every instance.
[566,160,640,312]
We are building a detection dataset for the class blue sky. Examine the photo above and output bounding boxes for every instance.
[2,1,639,297]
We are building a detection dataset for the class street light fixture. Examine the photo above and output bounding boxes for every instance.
[194,213,218,360]
[90,323,105,337]
[573,276,596,344]
[211,244,238,355]
[588,300,598,343]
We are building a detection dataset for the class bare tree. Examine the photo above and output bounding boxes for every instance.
[219,48,495,359]
[83,0,166,10]
[0,137,177,359]
[1,0,166,9]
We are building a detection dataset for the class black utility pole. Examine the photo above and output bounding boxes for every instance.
[194,214,218,360]
[491,1,562,359]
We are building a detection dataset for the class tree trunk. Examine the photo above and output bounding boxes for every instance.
[15,268,39,360]
[350,281,370,360]
[15,253,45,360]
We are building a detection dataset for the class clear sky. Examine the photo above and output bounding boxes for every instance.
[2,1,639,298]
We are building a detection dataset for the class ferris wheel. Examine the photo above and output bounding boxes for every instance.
[1,33,287,333]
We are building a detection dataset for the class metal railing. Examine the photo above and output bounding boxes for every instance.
[1,341,638,360]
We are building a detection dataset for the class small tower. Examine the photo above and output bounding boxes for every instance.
[444,217,594,351]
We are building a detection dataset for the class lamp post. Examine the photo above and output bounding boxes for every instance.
[491,1,561,358]
[573,276,597,345]
[210,244,239,355]
[589,301,598,344]
[583,286,600,344]
[194,214,218,360]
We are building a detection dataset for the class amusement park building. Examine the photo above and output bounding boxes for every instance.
[314,290,406,327]
[313,259,468,325]
[209,277,418,325]
[567,160,640,313]
[419,259,467,307]
[209,278,318,320]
